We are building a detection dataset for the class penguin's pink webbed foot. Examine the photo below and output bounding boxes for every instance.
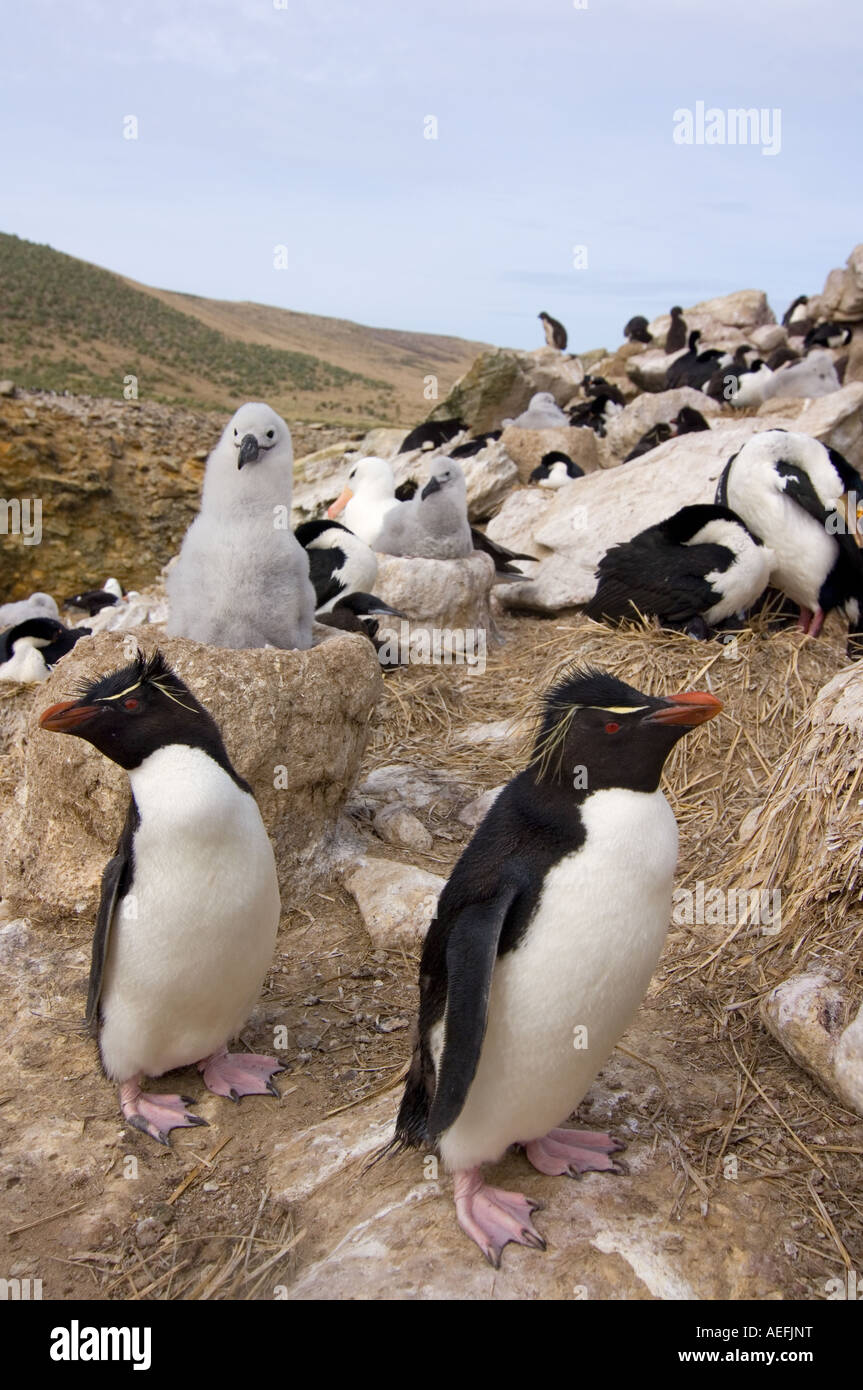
[198,1047,282,1101]
[798,606,826,635]
[453,1167,546,1268]
[119,1078,207,1147]
[525,1126,627,1177]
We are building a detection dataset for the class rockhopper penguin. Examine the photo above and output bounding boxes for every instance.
[392,666,721,1265]
[38,649,282,1144]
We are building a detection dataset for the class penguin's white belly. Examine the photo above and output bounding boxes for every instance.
[437,788,678,1172]
[99,746,280,1081]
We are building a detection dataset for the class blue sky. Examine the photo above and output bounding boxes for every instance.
[3,0,862,351]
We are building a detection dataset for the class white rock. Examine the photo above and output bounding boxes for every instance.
[750,324,788,353]
[500,424,605,483]
[355,763,468,812]
[762,351,840,401]
[485,488,555,560]
[458,719,520,747]
[342,857,444,949]
[648,290,774,341]
[603,388,720,461]
[460,441,519,518]
[373,551,495,634]
[373,804,433,854]
[834,1000,863,1114]
[762,973,863,1116]
[355,427,409,459]
[458,785,504,826]
[792,384,863,469]
[625,349,687,393]
[269,1093,396,1205]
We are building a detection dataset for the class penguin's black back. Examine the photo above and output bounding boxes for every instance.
[395,772,587,1149]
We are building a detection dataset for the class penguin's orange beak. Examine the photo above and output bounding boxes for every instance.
[327,487,353,519]
[39,700,101,733]
[646,691,723,726]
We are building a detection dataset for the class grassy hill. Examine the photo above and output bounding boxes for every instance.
[0,233,489,426]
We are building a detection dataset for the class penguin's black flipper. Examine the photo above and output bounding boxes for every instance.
[427,879,522,1143]
[86,798,139,1033]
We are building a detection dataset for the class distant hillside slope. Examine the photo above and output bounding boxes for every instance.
[0,233,489,425]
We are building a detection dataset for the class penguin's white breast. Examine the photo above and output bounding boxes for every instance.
[99,745,280,1081]
[436,787,678,1173]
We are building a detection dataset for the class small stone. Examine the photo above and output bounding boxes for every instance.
[373,804,433,853]
[375,1016,409,1033]
[458,786,504,827]
[135,1217,164,1248]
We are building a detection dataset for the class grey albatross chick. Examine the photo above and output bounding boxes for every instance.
[372,458,532,579]
[166,402,315,650]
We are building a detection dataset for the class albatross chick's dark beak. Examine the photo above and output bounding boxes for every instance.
[421,474,442,499]
[237,434,260,469]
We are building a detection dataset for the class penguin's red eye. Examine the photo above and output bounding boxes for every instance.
[124,698,139,711]
[605,721,620,734]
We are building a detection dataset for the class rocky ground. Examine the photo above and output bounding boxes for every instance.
[2,610,862,1302]
[3,255,863,1301]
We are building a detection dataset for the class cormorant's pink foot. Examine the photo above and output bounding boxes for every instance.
[197,1047,283,1101]
[525,1126,627,1177]
[808,607,825,638]
[798,607,814,633]
[453,1167,546,1268]
[119,1078,207,1146]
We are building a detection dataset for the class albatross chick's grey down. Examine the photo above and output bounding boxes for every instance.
[372,457,475,560]
[391,666,721,1266]
[38,650,282,1145]
[166,402,315,650]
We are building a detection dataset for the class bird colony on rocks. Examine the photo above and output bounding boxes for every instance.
[3,244,863,1286]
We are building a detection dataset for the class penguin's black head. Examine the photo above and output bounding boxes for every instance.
[670,306,683,316]
[530,665,722,794]
[38,648,232,774]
